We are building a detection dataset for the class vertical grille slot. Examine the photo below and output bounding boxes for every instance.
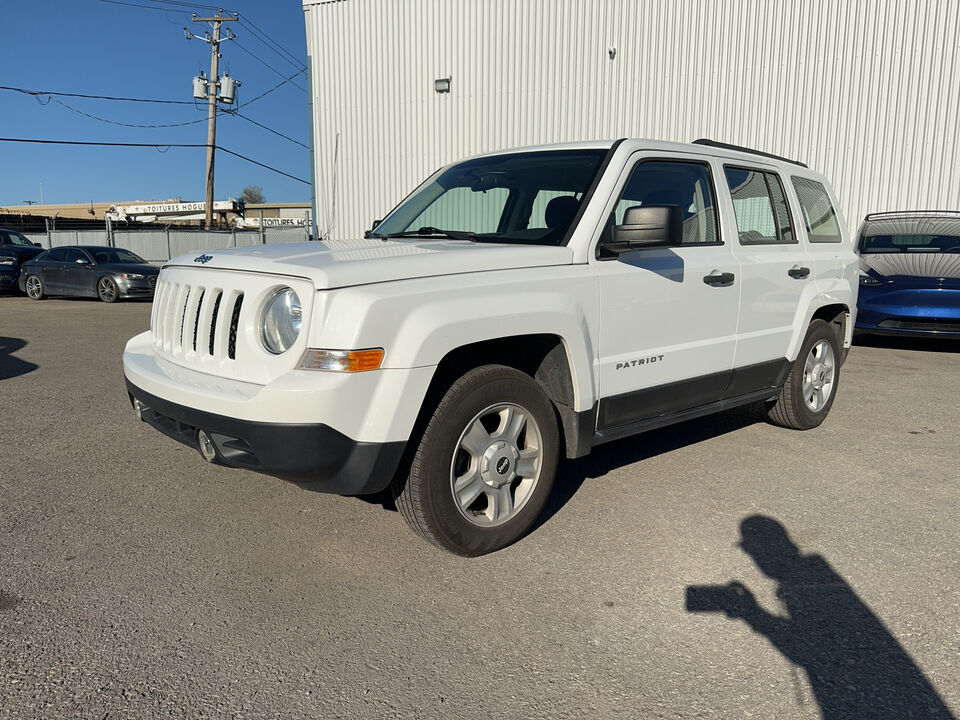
[208,291,223,356]
[228,293,244,360]
[192,289,206,352]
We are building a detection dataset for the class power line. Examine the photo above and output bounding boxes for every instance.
[0,137,310,184]
[216,147,309,184]
[0,84,196,105]
[236,69,307,108]
[47,96,209,128]
[99,0,192,14]
[227,111,309,149]
[238,18,306,71]
[233,39,307,92]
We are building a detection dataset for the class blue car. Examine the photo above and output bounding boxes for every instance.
[855,211,960,338]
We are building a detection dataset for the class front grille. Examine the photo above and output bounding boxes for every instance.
[878,318,960,332]
[150,269,313,385]
[152,281,242,360]
[228,294,244,360]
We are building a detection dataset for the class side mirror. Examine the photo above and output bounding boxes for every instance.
[76,258,91,265]
[33,242,41,247]
[609,205,683,252]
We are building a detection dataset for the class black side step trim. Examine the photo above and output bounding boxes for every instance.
[592,387,780,446]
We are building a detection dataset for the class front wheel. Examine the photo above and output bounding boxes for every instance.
[395,365,560,556]
[24,275,45,300]
[766,319,840,430]
[97,276,119,303]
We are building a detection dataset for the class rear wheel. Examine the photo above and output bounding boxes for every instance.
[97,276,119,303]
[766,320,840,430]
[395,365,560,556]
[25,275,44,300]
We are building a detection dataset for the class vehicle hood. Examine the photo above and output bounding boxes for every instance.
[860,252,960,281]
[164,238,575,290]
[0,246,43,263]
[98,263,160,275]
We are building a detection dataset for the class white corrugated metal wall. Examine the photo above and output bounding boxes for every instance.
[303,0,960,241]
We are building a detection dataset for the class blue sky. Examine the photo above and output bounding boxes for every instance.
[1,0,310,207]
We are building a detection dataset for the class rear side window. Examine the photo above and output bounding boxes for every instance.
[46,248,70,262]
[792,177,842,243]
[724,168,796,245]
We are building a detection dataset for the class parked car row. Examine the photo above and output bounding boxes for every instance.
[2,241,160,302]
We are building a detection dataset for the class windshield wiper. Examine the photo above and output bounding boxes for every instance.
[383,226,477,242]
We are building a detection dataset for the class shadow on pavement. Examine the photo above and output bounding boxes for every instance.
[0,337,38,381]
[535,404,762,530]
[686,515,956,720]
[854,334,959,353]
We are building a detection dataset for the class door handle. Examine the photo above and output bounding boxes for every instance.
[788,265,811,279]
[703,271,735,286]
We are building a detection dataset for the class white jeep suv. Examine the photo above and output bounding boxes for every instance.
[123,138,858,555]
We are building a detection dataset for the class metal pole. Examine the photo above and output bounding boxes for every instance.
[166,228,172,260]
[45,217,51,249]
[193,13,236,230]
[259,210,265,244]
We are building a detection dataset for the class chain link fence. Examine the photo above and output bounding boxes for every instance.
[21,226,313,263]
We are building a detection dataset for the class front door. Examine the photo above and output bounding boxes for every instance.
[593,155,740,432]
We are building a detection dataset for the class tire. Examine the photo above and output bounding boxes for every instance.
[766,319,840,430]
[395,364,560,556]
[97,276,119,303]
[24,274,45,300]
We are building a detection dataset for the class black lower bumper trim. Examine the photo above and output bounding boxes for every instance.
[125,379,405,494]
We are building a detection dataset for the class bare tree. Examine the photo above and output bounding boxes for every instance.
[240,185,266,204]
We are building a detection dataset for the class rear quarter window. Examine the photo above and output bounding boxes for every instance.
[792,177,842,243]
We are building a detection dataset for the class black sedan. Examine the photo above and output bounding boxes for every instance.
[0,228,43,293]
[19,246,159,302]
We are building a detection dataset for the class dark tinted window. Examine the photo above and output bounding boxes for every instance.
[724,168,796,244]
[46,248,70,262]
[89,248,146,264]
[64,248,90,264]
[613,160,719,245]
[0,230,34,246]
[860,234,960,253]
[792,177,842,243]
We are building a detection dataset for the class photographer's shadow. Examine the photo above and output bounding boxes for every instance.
[687,516,955,719]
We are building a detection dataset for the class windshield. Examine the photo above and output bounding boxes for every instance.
[89,248,146,264]
[0,230,34,247]
[860,234,960,253]
[372,149,608,245]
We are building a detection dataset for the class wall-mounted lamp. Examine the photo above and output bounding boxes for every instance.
[434,76,451,93]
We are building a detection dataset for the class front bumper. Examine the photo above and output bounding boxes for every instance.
[126,379,405,492]
[856,286,960,337]
[0,272,18,290]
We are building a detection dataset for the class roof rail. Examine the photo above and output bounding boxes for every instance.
[691,138,808,168]
[864,210,960,221]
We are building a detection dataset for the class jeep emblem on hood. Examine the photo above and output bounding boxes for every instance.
[194,254,213,264]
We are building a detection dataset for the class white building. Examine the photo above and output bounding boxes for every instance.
[303,0,960,240]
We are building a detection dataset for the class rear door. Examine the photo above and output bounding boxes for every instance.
[720,165,812,393]
[592,153,740,432]
[788,176,848,291]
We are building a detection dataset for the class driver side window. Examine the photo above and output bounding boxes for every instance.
[612,160,720,245]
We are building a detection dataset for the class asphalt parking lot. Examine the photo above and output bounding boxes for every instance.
[1,296,958,719]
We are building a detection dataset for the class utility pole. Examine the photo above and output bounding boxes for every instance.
[187,12,237,229]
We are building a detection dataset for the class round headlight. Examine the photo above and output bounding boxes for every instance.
[260,287,302,354]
